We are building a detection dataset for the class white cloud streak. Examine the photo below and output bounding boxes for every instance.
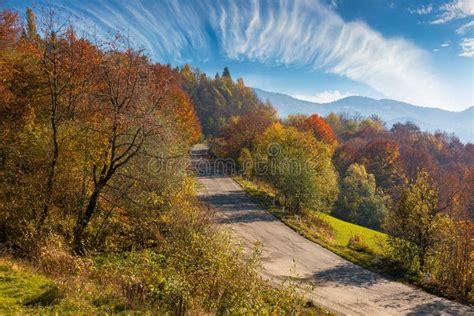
[33,0,452,108]
[408,4,433,15]
[431,0,474,24]
[328,0,339,9]
[459,38,474,57]
[293,90,357,104]
[456,20,474,34]
[209,0,447,107]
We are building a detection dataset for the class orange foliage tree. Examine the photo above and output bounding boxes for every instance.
[359,139,403,193]
[0,8,200,255]
[215,104,276,159]
[288,114,337,146]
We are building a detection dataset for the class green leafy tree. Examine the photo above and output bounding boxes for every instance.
[384,170,442,272]
[254,123,338,213]
[334,163,387,229]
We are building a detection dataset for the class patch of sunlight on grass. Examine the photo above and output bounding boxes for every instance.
[0,259,58,313]
[317,212,388,255]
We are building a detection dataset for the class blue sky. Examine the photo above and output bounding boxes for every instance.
[3,0,473,111]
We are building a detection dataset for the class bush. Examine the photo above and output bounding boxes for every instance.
[347,234,371,253]
[90,204,308,314]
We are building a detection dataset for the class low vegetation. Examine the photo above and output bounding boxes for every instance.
[1,205,321,314]
[0,259,57,313]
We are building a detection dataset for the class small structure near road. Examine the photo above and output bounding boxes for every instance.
[190,144,211,175]
[190,143,210,159]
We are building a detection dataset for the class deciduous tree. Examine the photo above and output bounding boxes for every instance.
[288,114,337,146]
[254,123,338,213]
[215,104,276,159]
[359,139,403,193]
[385,170,443,272]
[334,163,386,229]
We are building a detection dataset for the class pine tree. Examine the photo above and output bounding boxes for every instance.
[222,66,231,79]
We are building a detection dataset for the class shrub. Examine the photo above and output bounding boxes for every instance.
[347,234,371,253]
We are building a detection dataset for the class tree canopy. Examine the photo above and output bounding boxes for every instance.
[254,123,338,213]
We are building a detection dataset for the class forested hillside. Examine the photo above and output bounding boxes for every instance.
[0,9,314,314]
[254,88,474,143]
[180,65,275,136]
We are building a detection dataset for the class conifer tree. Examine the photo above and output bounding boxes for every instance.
[222,66,231,79]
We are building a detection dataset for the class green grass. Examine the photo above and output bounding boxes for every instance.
[317,212,388,255]
[0,260,58,313]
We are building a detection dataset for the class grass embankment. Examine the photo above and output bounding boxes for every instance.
[0,259,58,314]
[0,252,329,315]
[234,177,411,277]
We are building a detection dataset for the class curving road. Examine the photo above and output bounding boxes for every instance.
[197,174,472,315]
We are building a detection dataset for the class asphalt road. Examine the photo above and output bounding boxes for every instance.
[197,174,473,316]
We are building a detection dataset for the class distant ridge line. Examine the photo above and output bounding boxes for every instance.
[253,88,474,143]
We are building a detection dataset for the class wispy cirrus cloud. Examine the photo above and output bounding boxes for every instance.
[459,38,474,57]
[209,0,446,107]
[431,0,474,24]
[26,0,451,108]
[408,4,433,15]
[456,20,474,34]
[328,0,339,9]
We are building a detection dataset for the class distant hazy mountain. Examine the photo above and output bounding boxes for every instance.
[254,88,474,143]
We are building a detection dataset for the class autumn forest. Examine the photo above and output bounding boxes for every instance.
[0,7,472,314]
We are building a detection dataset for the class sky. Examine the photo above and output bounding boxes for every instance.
[3,0,473,111]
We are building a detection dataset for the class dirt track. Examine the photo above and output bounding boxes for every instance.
[197,174,472,315]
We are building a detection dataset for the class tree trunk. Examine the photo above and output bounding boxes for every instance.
[73,182,104,255]
[419,244,427,272]
[37,96,59,230]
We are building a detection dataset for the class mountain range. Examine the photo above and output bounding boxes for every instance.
[253,88,474,143]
